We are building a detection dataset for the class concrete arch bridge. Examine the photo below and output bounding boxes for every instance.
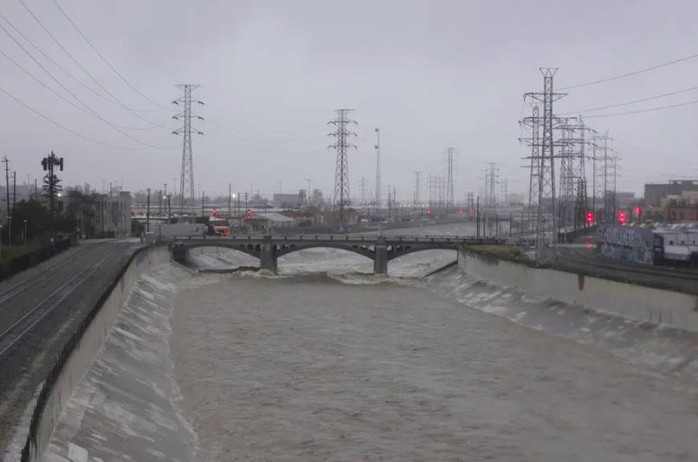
[171,234,504,274]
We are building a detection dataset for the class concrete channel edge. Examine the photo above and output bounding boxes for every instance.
[18,245,169,462]
[458,248,698,332]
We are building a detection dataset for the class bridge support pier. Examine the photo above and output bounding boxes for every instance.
[172,243,188,263]
[374,238,388,275]
[260,235,278,274]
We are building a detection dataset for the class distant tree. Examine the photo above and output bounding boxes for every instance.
[8,199,52,243]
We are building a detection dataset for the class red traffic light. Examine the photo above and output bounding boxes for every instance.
[633,206,641,215]
[585,211,593,223]
[246,208,252,219]
[618,210,626,224]
[426,207,433,216]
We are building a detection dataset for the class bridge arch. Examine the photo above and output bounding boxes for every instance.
[275,242,376,261]
[174,241,262,260]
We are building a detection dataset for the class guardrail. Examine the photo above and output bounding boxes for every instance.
[173,234,500,243]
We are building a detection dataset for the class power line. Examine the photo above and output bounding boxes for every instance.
[0,11,115,105]
[561,85,698,115]
[0,39,158,131]
[50,0,170,111]
[17,0,167,128]
[0,19,169,145]
[0,83,151,150]
[583,98,698,119]
[560,51,698,90]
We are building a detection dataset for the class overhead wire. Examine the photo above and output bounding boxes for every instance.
[0,10,117,106]
[17,0,169,128]
[0,83,152,150]
[0,20,171,146]
[561,85,698,115]
[0,27,162,131]
[559,51,698,90]
[50,0,170,111]
[582,98,698,119]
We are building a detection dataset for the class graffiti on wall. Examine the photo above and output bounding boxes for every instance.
[601,225,656,265]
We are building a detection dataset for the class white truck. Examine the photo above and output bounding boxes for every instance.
[156,223,206,240]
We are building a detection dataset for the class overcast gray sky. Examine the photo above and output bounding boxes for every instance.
[1,0,697,201]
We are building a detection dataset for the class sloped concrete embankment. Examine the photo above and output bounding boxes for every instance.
[426,249,698,378]
[18,246,173,462]
[459,250,698,331]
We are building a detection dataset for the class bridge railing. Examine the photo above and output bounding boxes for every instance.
[181,234,504,244]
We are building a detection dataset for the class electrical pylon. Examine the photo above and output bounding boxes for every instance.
[524,68,566,260]
[445,147,456,208]
[173,84,203,213]
[328,109,357,228]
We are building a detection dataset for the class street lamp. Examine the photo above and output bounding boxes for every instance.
[230,192,236,225]
[163,194,171,220]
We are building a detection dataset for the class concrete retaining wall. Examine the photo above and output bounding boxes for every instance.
[25,246,169,462]
[459,250,698,332]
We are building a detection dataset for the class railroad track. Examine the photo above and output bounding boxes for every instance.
[0,249,115,361]
[560,256,698,282]
[0,244,94,307]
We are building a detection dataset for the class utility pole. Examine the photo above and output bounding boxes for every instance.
[2,157,9,228]
[374,128,382,209]
[359,177,367,206]
[12,171,16,211]
[146,188,151,232]
[328,108,357,229]
[228,183,232,219]
[173,84,203,214]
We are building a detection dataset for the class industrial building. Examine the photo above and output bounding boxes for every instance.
[644,180,698,207]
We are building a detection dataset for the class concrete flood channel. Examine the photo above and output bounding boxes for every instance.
[11,223,698,461]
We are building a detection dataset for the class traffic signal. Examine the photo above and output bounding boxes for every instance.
[618,210,626,224]
[585,211,593,223]
[246,208,252,219]
[426,207,433,216]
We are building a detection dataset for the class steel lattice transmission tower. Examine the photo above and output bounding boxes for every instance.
[445,147,457,208]
[524,68,566,258]
[485,162,498,206]
[413,171,421,206]
[521,102,541,235]
[328,109,357,228]
[173,84,204,213]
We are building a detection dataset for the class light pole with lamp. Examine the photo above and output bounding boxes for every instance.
[163,194,171,221]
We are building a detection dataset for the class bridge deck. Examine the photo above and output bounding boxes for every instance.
[172,234,504,245]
